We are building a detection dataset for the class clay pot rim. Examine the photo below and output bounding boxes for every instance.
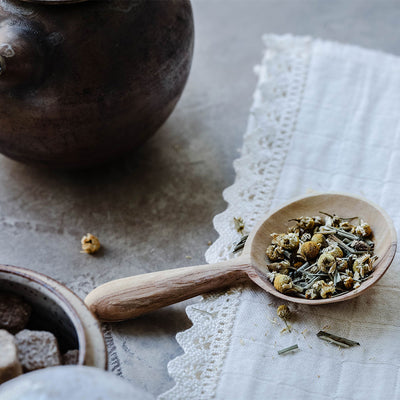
[0,264,107,369]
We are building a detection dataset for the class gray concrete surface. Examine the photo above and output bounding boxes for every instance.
[0,0,399,397]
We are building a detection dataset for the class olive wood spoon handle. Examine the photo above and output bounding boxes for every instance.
[85,258,250,322]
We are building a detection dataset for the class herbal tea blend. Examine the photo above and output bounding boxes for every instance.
[265,213,376,299]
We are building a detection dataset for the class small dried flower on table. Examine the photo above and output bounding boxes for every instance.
[277,304,291,320]
[81,233,101,254]
[233,217,245,234]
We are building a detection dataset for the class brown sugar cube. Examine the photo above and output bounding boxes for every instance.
[15,329,61,372]
[0,292,31,334]
[62,349,80,365]
[0,329,22,384]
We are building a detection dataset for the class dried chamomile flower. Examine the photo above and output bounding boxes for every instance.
[299,217,315,230]
[287,224,301,235]
[353,270,361,281]
[355,221,372,237]
[336,258,348,272]
[273,274,293,293]
[81,233,101,254]
[323,244,343,259]
[311,233,326,248]
[271,233,299,251]
[266,271,277,282]
[305,288,318,299]
[312,280,335,299]
[317,253,336,273]
[300,241,320,261]
[353,254,373,278]
[277,305,292,332]
[343,276,354,289]
[300,232,312,242]
[265,244,285,261]
[293,261,304,269]
[321,213,340,227]
[267,260,290,275]
[296,216,315,230]
[339,221,355,232]
[312,216,324,226]
[344,268,353,278]
[331,215,341,227]
[277,305,291,320]
[233,217,245,235]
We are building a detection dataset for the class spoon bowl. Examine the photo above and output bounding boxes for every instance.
[85,193,397,322]
[244,192,397,304]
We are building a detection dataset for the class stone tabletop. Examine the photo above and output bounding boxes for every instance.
[0,0,399,397]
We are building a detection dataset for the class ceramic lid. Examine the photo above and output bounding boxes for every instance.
[0,366,154,400]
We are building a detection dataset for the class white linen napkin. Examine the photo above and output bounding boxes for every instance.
[159,35,400,400]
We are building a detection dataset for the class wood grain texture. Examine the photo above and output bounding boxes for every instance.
[85,258,250,322]
[85,193,397,321]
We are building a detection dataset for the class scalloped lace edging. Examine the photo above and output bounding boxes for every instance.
[158,34,312,400]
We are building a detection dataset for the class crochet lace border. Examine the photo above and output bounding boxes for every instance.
[159,34,312,400]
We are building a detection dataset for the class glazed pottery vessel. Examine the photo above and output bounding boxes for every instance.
[0,264,107,368]
[0,366,154,399]
[0,0,194,168]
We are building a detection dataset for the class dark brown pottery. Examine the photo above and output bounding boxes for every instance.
[0,0,194,168]
[0,264,107,368]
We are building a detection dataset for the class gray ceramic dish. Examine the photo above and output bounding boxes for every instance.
[0,366,154,400]
[0,264,106,368]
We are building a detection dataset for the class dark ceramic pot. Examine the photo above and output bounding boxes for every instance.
[0,0,194,168]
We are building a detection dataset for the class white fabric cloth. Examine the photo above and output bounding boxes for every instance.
[159,35,400,400]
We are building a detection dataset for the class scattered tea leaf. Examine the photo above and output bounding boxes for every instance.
[316,331,360,347]
[233,234,248,253]
[278,344,299,355]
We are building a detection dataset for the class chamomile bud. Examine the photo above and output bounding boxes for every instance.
[273,274,293,293]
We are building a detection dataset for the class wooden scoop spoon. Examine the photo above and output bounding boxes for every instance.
[85,193,397,322]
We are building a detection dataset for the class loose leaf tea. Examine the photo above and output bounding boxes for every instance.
[233,235,248,253]
[278,344,299,355]
[316,331,360,347]
[265,213,376,299]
